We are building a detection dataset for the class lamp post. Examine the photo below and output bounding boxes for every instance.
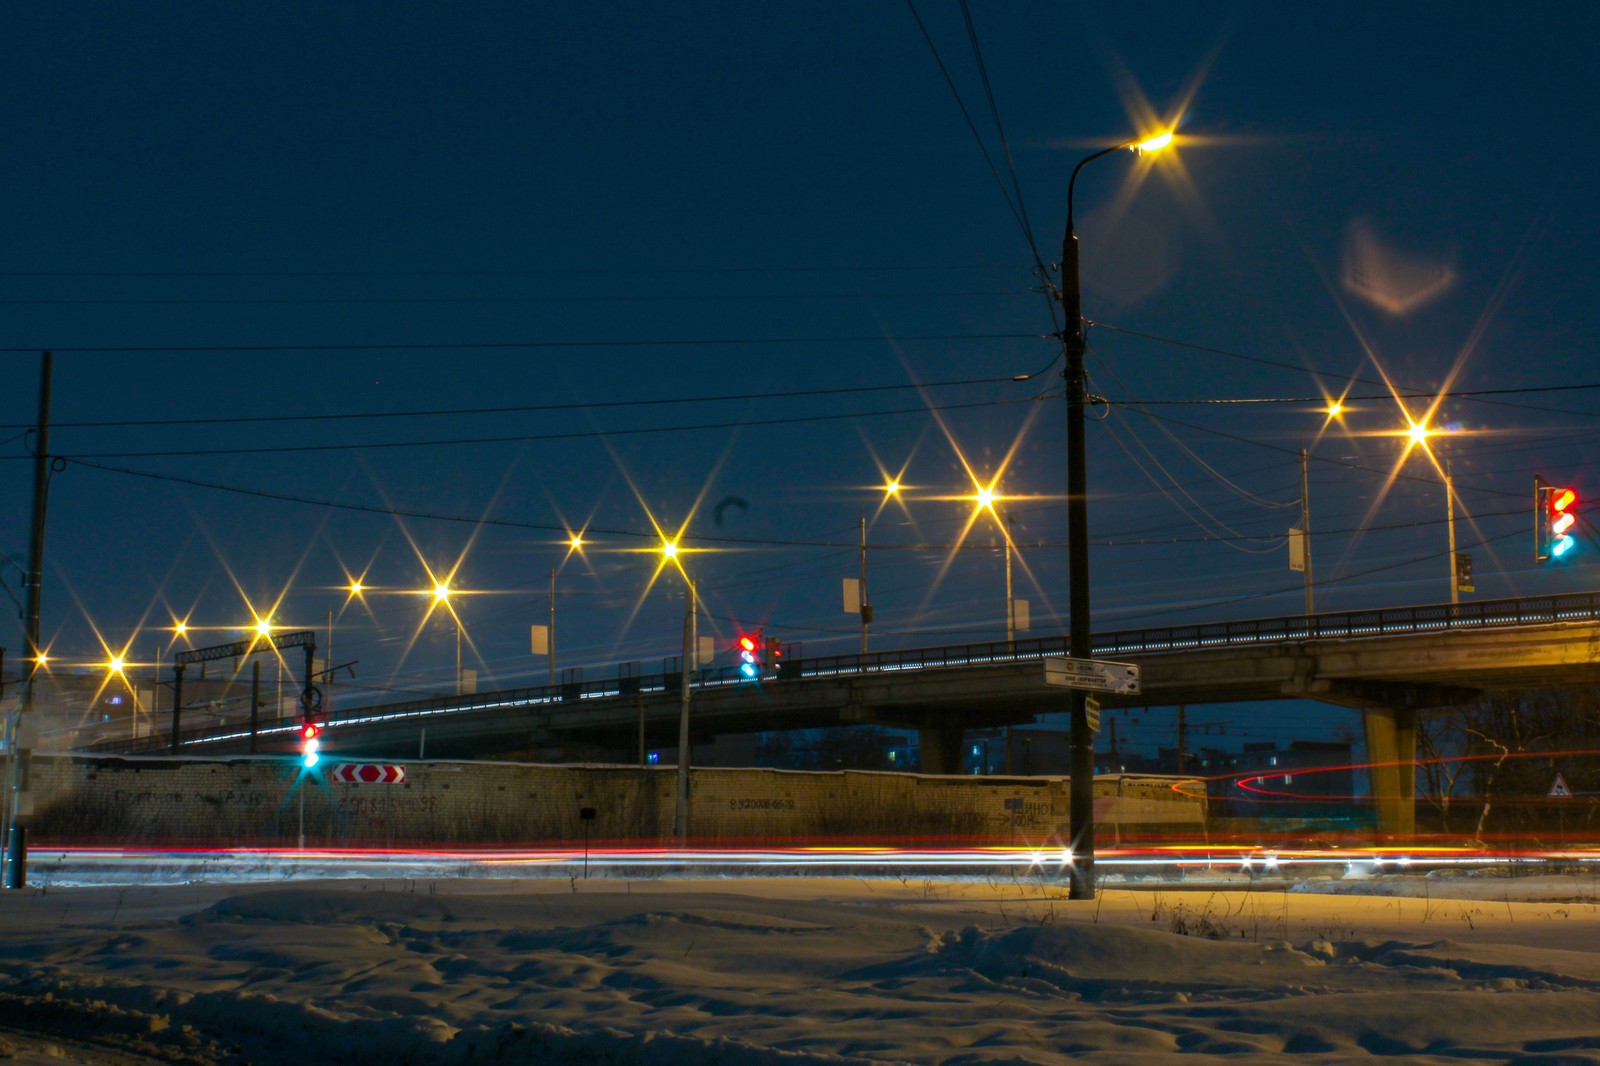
[430,584,463,695]
[1059,129,1171,901]
[660,539,695,843]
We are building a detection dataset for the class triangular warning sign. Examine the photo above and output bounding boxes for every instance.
[1548,773,1572,798]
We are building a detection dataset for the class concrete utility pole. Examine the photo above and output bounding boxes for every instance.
[5,353,52,890]
[673,580,696,842]
[1004,510,1015,645]
[1299,447,1314,617]
[1057,130,1173,900]
[1060,168,1099,901]
[1445,463,1459,607]
[548,566,557,687]
[858,515,870,655]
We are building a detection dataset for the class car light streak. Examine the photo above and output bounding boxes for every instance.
[23,842,1598,887]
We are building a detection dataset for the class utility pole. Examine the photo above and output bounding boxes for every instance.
[5,353,52,890]
[1176,705,1187,775]
[1062,193,1096,900]
[1445,462,1459,607]
[673,579,696,842]
[548,566,557,686]
[1299,447,1314,617]
[1004,511,1015,645]
[858,515,870,655]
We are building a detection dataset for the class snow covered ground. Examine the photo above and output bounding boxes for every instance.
[0,868,1597,1065]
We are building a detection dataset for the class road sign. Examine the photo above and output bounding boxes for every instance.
[1549,773,1571,799]
[298,686,323,714]
[1043,656,1141,695]
[1085,696,1101,733]
[330,764,406,784]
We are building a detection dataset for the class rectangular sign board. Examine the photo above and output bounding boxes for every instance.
[1043,656,1141,695]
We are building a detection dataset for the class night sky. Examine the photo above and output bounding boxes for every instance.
[4,3,1597,756]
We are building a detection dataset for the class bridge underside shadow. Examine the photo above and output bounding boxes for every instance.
[1302,680,1480,842]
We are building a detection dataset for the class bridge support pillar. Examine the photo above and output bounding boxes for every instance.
[1362,706,1417,841]
[918,724,964,776]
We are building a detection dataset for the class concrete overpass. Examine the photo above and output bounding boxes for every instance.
[94,592,1600,838]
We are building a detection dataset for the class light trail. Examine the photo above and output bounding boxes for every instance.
[24,842,1599,887]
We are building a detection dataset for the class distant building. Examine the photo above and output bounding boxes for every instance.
[1199,740,1356,825]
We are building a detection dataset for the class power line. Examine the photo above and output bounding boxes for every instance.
[52,394,1042,460]
[1109,382,1600,406]
[0,330,1042,355]
[0,289,1031,308]
[1092,319,1600,420]
[0,264,1028,279]
[1,374,1019,431]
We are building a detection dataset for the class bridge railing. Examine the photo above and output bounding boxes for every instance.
[89,590,1600,753]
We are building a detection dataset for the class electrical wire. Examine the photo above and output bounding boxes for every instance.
[51,394,1043,460]
[0,330,1042,355]
[0,374,1020,431]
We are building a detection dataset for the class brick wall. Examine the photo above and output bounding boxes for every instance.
[25,754,1204,848]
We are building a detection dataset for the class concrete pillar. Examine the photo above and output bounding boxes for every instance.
[918,724,964,775]
[1362,706,1417,841]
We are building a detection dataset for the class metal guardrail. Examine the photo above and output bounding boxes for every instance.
[92,590,1600,754]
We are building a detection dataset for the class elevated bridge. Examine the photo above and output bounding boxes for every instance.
[95,592,1600,838]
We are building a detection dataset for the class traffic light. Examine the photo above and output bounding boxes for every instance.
[736,634,761,680]
[1550,486,1577,559]
[765,637,782,672]
[1536,477,1578,562]
[300,718,322,768]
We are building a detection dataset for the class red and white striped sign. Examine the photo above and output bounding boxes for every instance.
[330,763,407,784]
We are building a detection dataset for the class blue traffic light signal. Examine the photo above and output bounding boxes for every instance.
[1537,477,1578,562]
[737,634,760,680]
[300,719,322,768]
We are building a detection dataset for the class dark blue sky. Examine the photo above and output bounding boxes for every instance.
[4,3,1597,754]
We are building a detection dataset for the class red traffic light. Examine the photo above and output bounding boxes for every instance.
[1548,486,1577,558]
[300,720,322,741]
[737,633,761,679]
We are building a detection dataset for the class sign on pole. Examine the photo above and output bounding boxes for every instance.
[330,764,407,784]
[1548,773,1572,799]
[842,577,862,614]
[1085,696,1101,733]
[1288,527,1306,572]
[1043,657,1140,695]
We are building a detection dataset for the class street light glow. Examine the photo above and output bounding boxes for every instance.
[569,534,584,549]
[1407,421,1432,447]
[1327,401,1344,417]
[255,617,273,637]
[433,583,451,602]
[348,581,364,595]
[1133,130,1174,153]
[107,656,125,673]
[660,540,678,560]
[884,480,900,496]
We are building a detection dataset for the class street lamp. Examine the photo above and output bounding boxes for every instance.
[1059,128,1173,900]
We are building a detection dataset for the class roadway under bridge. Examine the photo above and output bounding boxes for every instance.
[96,593,1600,840]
